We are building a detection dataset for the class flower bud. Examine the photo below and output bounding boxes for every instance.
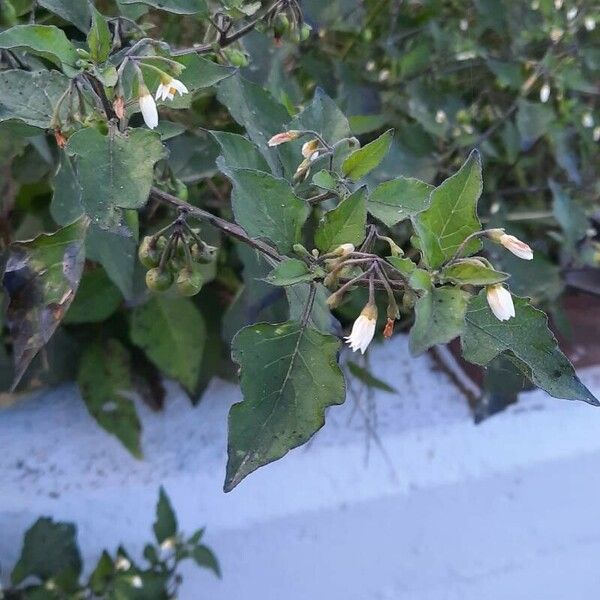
[332,243,355,257]
[383,318,395,339]
[486,284,515,321]
[301,139,320,158]
[268,130,301,146]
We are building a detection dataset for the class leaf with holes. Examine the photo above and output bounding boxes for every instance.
[462,290,598,405]
[225,322,345,491]
[2,217,89,389]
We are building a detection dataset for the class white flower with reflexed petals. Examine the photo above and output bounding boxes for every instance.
[138,84,158,129]
[155,76,188,102]
[345,303,377,354]
[486,285,515,322]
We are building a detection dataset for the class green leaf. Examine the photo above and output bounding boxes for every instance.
[226,322,345,491]
[314,187,367,252]
[413,149,482,269]
[192,545,221,578]
[228,168,309,253]
[2,217,89,389]
[64,268,122,324]
[440,259,508,286]
[550,179,588,253]
[286,283,339,334]
[409,287,470,355]
[265,258,318,286]
[0,25,79,75]
[11,518,82,587]
[516,99,555,149]
[153,487,177,544]
[367,176,433,227]
[87,7,111,64]
[66,128,166,227]
[130,295,206,393]
[342,129,393,181]
[386,255,417,277]
[38,0,92,32]
[0,69,70,129]
[211,130,269,174]
[78,338,142,457]
[312,169,337,190]
[119,0,208,14]
[89,552,114,596]
[347,361,396,393]
[462,291,598,405]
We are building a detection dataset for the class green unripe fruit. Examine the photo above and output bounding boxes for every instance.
[146,268,173,292]
[191,243,217,264]
[273,13,290,36]
[138,236,161,269]
[299,23,312,41]
[225,48,249,68]
[176,267,204,297]
[289,29,302,43]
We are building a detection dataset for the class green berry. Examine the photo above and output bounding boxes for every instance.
[191,243,217,264]
[146,268,173,292]
[299,23,312,41]
[224,48,249,68]
[176,267,204,297]
[138,236,161,269]
[273,13,290,37]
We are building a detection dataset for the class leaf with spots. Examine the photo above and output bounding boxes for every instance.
[77,338,142,458]
[225,322,345,491]
[2,217,89,389]
[461,290,598,405]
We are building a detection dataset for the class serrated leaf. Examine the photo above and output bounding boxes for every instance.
[153,487,177,544]
[461,291,598,405]
[342,129,393,181]
[440,259,508,285]
[228,168,309,253]
[119,0,208,14]
[0,70,70,128]
[226,322,345,491]
[367,176,433,227]
[66,128,166,227]
[11,518,82,587]
[64,268,122,324]
[130,296,206,393]
[409,286,470,355]
[78,339,142,457]
[265,258,317,286]
[314,187,367,252]
[2,217,89,389]
[0,25,79,75]
[413,149,482,269]
[88,7,111,64]
[38,0,92,32]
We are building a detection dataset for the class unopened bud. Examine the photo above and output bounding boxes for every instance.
[326,291,344,308]
[333,243,355,257]
[268,130,301,146]
[301,139,320,158]
[383,318,395,339]
[113,96,126,119]
[54,129,67,148]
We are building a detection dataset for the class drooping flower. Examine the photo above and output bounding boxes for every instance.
[130,576,143,589]
[345,303,378,354]
[301,138,319,158]
[486,284,515,321]
[155,76,189,102]
[138,84,158,129]
[488,229,533,260]
[267,130,300,146]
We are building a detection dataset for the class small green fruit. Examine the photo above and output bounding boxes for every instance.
[146,268,173,292]
[224,48,249,68]
[176,267,204,297]
[273,13,290,37]
[138,236,161,269]
[299,23,312,41]
[191,243,217,264]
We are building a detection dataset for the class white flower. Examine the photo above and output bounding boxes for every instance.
[155,77,189,102]
[566,7,578,20]
[540,83,551,103]
[130,575,143,589]
[585,16,596,31]
[268,131,300,146]
[139,86,158,130]
[499,233,533,260]
[486,285,515,322]
[582,112,594,128]
[115,556,131,571]
[345,304,377,354]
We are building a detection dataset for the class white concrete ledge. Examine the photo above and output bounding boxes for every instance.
[2,335,600,599]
